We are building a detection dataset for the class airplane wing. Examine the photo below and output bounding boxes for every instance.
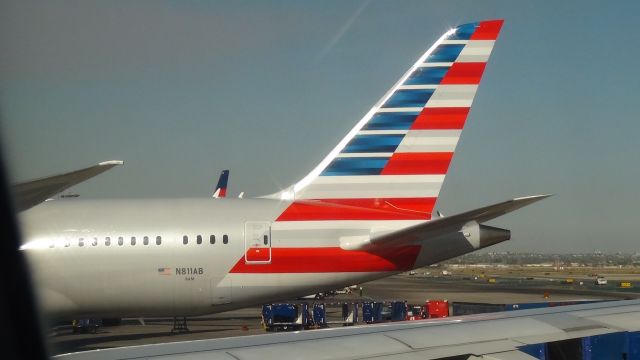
[341,195,551,250]
[12,160,123,212]
[54,299,640,360]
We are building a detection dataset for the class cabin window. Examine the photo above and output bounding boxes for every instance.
[105,237,111,246]
[209,235,215,244]
[263,235,269,245]
[118,236,124,246]
[223,235,228,244]
[131,236,136,246]
[78,238,84,247]
[92,237,98,246]
[197,235,202,245]
[143,236,149,245]
[156,236,162,245]
[183,235,188,245]
[64,240,70,247]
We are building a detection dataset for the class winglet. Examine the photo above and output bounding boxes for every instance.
[12,160,124,212]
[98,160,124,166]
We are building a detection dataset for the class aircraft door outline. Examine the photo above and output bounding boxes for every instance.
[244,221,272,264]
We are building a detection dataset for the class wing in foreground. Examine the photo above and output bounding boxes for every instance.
[54,299,640,360]
[12,160,123,212]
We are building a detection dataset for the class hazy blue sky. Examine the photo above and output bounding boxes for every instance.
[2,1,639,253]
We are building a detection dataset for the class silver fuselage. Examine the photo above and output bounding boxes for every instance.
[20,198,459,319]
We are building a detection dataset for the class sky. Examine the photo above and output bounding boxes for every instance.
[1,0,639,253]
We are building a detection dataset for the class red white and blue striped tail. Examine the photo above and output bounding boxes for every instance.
[272,20,504,221]
[213,170,229,198]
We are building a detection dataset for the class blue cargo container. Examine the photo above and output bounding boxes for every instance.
[312,303,327,328]
[262,303,309,331]
[362,301,406,323]
[362,302,384,323]
[390,301,407,321]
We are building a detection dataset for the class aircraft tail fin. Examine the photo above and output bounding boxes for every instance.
[213,170,229,198]
[271,20,504,221]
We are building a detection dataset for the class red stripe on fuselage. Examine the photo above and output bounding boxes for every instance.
[411,107,470,130]
[440,63,486,85]
[470,20,504,40]
[381,152,453,175]
[230,246,421,273]
[276,198,433,221]
[325,198,436,214]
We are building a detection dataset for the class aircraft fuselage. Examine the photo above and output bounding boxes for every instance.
[20,198,434,319]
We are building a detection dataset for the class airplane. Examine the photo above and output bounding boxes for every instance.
[212,170,230,198]
[16,19,551,320]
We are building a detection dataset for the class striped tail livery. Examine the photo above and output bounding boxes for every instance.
[273,20,506,222]
[213,170,229,198]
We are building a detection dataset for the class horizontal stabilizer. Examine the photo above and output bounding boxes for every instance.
[361,194,551,249]
[12,160,123,212]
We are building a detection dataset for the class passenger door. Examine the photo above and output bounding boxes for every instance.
[244,221,271,263]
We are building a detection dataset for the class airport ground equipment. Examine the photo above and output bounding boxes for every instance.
[71,319,101,334]
[362,301,406,323]
[596,277,608,285]
[406,305,426,320]
[262,303,310,332]
[425,299,449,318]
[310,303,358,327]
[339,303,358,326]
[311,303,327,328]
[390,301,407,321]
[362,302,384,323]
[171,317,189,333]
[620,281,633,288]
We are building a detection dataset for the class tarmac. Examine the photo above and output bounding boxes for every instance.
[48,273,640,356]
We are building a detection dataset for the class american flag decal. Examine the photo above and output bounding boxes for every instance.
[158,267,171,275]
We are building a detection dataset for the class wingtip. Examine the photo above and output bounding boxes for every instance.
[514,194,553,202]
[98,160,124,166]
